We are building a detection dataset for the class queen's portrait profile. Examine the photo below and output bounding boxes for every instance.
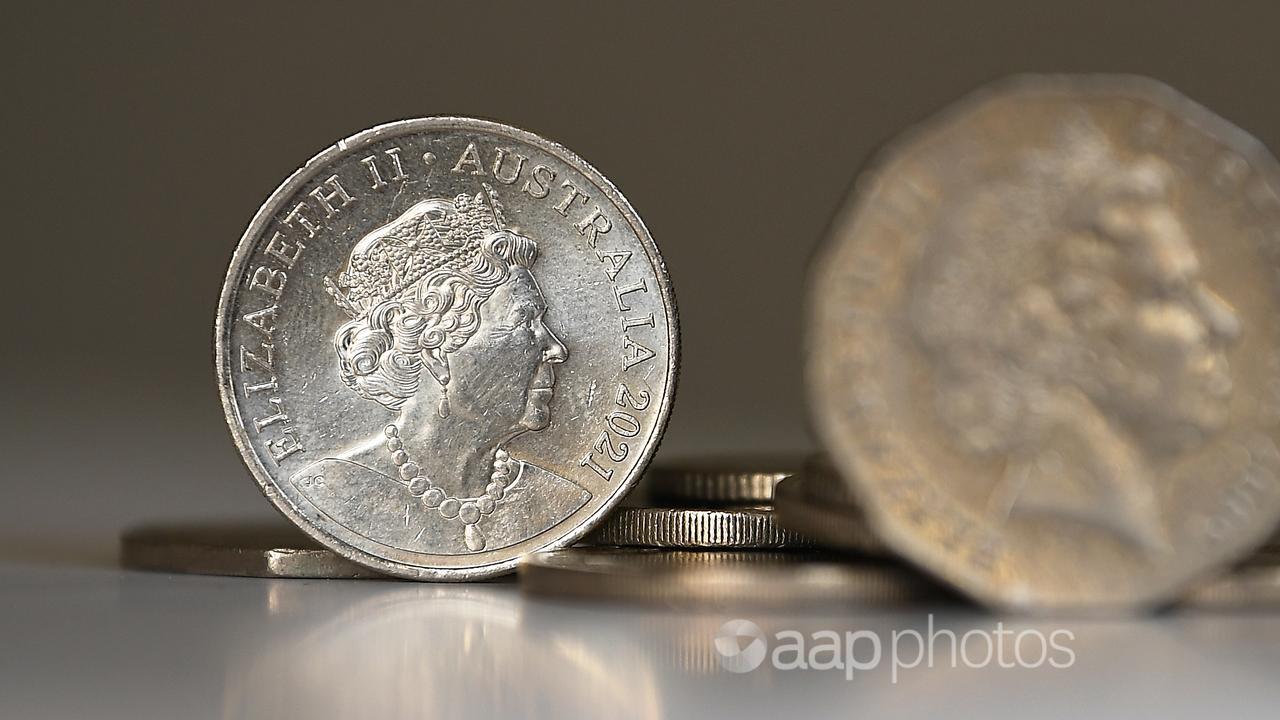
[291,185,590,554]
[908,122,1241,554]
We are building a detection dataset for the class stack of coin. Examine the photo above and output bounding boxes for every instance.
[119,461,1280,611]
[123,75,1280,618]
[120,462,947,608]
[521,459,946,606]
[1183,542,1280,609]
[582,457,804,550]
[771,457,882,555]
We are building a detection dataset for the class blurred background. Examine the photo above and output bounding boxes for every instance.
[5,0,1280,564]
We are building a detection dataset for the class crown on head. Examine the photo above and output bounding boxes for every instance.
[325,184,507,319]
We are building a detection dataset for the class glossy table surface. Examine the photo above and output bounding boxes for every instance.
[4,552,1280,720]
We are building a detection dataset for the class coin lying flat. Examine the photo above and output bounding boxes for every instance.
[582,506,812,549]
[217,118,678,580]
[520,548,943,607]
[1182,543,1280,609]
[772,473,884,555]
[642,457,797,505]
[808,75,1280,611]
[120,522,382,579]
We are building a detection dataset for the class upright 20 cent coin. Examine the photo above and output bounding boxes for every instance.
[217,118,678,580]
[808,75,1280,610]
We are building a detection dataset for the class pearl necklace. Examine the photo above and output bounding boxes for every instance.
[383,424,515,551]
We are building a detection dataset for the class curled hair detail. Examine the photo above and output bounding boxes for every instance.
[336,230,540,411]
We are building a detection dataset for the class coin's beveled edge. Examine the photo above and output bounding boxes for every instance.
[215,116,680,581]
[518,547,944,607]
[582,505,812,549]
[805,74,1280,612]
[771,473,885,555]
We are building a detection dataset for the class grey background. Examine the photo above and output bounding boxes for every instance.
[4,1,1280,558]
[5,4,1280,719]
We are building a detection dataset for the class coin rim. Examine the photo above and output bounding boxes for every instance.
[771,473,885,555]
[520,547,941,606]
[646,465,792,504]
[807,73,1280,611]
[582,505,813,549]
[119,523,384,579]
[215,116,680,581]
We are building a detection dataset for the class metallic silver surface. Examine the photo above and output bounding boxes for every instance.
[643,457,796,504]
[808,75,1280,611]
[520,548,943,607]
[772,473,885,555]
[583,506,812,549]
[121,523,382,579]
[217,118,679,580]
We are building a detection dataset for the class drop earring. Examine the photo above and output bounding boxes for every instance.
[438,384,450,419]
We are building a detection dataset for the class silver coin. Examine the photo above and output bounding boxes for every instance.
[808,75,1280,611]
[772,472,885,555]
[582,505,812,549]
[642,456,796,504]
[520,547,943,607]
[216,118,679,580]
[120,522,383,579]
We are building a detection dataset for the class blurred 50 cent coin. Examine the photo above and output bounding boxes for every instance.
[807,75,1280,611]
